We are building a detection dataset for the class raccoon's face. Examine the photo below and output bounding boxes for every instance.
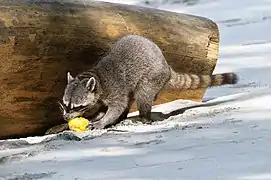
[59,72,99,121]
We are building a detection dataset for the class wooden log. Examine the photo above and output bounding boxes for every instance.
[0,0,219,139]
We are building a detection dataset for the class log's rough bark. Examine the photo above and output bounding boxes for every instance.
[0,0,219,139]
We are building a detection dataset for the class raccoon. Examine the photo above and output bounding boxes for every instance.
[60,34,238,129]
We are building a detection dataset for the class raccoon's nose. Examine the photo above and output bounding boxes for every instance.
[63,114,71,121]
[63,113,75,121]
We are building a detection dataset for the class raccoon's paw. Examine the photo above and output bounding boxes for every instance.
[88,120,107,130]
[127,116,153,124]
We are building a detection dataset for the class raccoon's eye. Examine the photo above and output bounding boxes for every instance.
[71,104,89,112]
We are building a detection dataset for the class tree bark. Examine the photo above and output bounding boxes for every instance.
[0,0,219,139]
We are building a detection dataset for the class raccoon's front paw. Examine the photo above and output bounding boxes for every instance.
[89,120,106,130]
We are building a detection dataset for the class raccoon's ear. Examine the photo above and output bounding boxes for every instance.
[86,77,96,92]
[67,72,74,84]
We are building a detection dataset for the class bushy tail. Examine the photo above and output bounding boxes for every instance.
[165,68,238,90]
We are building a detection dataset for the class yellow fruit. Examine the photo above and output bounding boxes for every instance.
[68,117,89,132]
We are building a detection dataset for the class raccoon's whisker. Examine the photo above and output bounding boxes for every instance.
[79,106,89,112]
[57,101,66,113]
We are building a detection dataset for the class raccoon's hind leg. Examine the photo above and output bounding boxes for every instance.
[135,83,165,124]
[118,98,135,122]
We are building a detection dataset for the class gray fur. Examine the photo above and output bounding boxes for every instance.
[61,34,238,129]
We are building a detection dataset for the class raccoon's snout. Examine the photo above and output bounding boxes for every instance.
[63,111,83,121]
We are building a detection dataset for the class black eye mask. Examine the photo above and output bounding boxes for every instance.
[70,105,89,112]
[58,101,89,113]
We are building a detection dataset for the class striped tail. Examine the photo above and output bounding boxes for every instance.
[165,68,238,90]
